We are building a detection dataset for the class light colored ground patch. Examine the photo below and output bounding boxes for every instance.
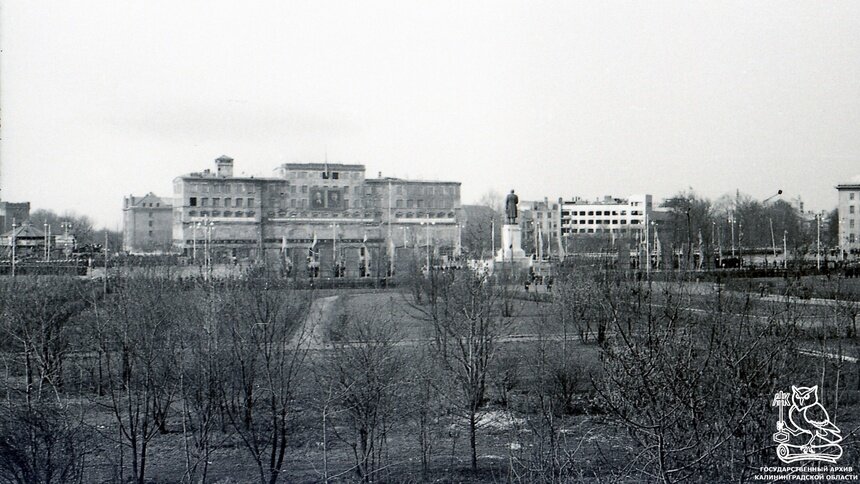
[477,410,526,431]
[293,295,339,349]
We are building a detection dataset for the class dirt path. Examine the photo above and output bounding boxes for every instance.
[294,295,339,349]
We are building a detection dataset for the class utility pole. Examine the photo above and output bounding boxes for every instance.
[645,209,650,277]
[387,180,393,273]
[491,217,495,259]
[421,214,434,269]
[330,223,339,276]
[205,220,214,281]
[770,219,778,260]
[817,214,821,270]
[729,212,736,258]
[10,220,17,277]
[103,230,109,294]
[717,223,723,267]
[192,222,199,263]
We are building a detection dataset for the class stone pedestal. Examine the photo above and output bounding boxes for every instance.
[495,224,528,262]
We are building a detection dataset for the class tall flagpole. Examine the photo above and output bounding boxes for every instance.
[388,180,393,274]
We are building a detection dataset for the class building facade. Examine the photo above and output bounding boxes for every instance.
[837,183,860,258]
[519,198,564,259]
[123,193,173,254]
[0,201,31,233]
[560,195,653,236]
[170,156,463,276]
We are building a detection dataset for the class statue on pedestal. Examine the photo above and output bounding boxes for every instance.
[505,190,519,224]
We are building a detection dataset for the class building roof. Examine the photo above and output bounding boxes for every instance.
[127,192,172,209]
[215,155,234,163]
[365,177,460,185]
[177,172,284,182]
[2,223,45,239]
[279,163,366,171]
[836,184,860,190]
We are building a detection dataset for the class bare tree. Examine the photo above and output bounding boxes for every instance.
[594,276,803,482]
[413,267,515,472]
[0,403,93,484]
[0,278,88,404]
[94,276,184,484]
[177,285,229,484]
[319,307,405,482]
[219,278,311,484]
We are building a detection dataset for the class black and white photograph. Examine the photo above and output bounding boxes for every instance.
[2,1,860,482]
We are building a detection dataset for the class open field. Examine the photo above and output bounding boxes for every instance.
[3,274,860,482]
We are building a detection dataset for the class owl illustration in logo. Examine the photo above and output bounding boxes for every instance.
[773,385,842,463]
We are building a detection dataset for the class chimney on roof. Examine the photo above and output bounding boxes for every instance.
[378,171,382,178]
[216,155,234,177]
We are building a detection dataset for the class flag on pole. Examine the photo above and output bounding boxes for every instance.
[388,236,396,275]
[309,231,318,260]
[537,227,544,260]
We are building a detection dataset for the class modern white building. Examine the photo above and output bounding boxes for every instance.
[560,195,653,236]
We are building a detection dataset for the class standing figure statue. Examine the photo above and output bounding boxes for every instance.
[505,189,519,224]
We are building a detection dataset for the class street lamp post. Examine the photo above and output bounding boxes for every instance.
[420,215,435,269]
[44,222,49,262]
[10,221,17,277]
[783,230,788,270]
[645,209,650,276]
[491,217,495,260]
[729,212,736,258]
[205,220,214,280]
[330,223,339,276]
[192,222,200,263]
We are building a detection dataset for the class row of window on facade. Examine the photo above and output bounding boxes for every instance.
[188,210,256,218]
[138,202,161,208]
[561,209,640,217]
[186,182,257,194]
[566,219,641,225]
[260,210,456,219]
[189,197,253,208]
[286,170,359,180]
[290,184,457,203]
[561,227,644,235]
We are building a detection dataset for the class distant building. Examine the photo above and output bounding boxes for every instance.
[122,193,173,254]
[519,198,563,258]
[0,201,30,233]
[0,222,46,259]
[836,182,860,258]
[168,155,463,276]
[560,195,653,237]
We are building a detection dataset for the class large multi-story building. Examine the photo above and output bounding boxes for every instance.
[837,182,860,258]
[560,195,653,236]
[123,193,173,254]
[167,155,463,276]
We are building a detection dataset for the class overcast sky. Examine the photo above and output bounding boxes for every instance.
[2,1,859,229]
